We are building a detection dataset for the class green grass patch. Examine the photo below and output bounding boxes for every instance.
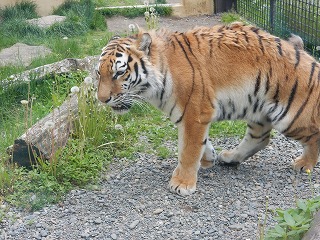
[221,11,243,23]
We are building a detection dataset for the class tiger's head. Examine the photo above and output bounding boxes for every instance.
[97,31,162,114]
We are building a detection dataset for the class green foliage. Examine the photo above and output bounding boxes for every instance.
[0,0,38,21]
[5,168,67,211]
[98,5,172,18]
[265,196,320,240]
[221,11,243,23]
[211,120,246,137]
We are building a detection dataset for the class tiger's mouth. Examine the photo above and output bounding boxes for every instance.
[111,102,132,114]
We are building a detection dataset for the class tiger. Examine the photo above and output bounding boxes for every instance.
[96,22,320,196]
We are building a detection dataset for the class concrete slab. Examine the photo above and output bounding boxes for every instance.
[26,15,66,28]
[0,43,52,67]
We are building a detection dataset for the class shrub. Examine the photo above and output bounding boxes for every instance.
[0,0,38,21]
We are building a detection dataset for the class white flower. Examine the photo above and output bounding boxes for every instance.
[70,86,80,94]
[63,36,68,40]
[128,24,135,32]
[144,0,149,6]
[316,46,320,51]
[84,76,93,85]
[115,124,124,131]
[150,7,155,13]
[144,11,150,17]
[21,100,28,105]
[44,121,55,130]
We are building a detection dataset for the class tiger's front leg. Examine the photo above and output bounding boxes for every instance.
[169,121,210,196]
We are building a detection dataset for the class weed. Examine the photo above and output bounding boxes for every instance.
[265,196,320,240]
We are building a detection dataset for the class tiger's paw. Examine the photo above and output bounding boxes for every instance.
[292,157,316,172]
[169,178,196,196]
[169,168,197,196]
[201,149,217,169]
[217,150,240,165]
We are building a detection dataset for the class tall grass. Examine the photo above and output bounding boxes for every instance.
[0,0,106,51]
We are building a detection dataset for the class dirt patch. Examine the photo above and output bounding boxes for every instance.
[106,15,222,34]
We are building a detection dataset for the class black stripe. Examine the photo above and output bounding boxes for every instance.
[252,28,264,54]
[175,115,183,124]
[195,33,201,51]
[182,34,194,55]
[267,82,280,114]
[243,31,249,43]
[259,101,265,112]
[304,131,319,143]
[282,87,314,134]
[240,107,247,118]
[265,74,270,94]
[209,39,214,57]
[128,55,133,62]
[169,103,176,117]
[275,38,283,56]
[308,62,316,86]
[140,58,148,75]
[217,26,224,32]
[254,71,261,96]
[294,46,300,69]
[248,94,252,105]
[219,101,226,120]
[159,69,167,108]
[285,127,306,138]
[228,99,235,113]
[275,79,298,122]
[249,130,271,139]
[259,134,270,144]
[203,138,207,145]
[174,35,195,124]
[254,121,264,127]
[100,51,107,57]
[117,45,126,52]
[253,99,259,113]
[116,52,123,57]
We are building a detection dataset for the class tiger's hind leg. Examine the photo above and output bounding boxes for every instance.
[291,130,320,171]
[200,138,217,169]
[218,120,272,164]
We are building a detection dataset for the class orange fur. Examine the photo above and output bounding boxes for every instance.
[97,22,320,195]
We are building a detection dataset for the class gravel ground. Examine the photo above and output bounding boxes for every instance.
[1,132,320,240]
[106,15,222,34]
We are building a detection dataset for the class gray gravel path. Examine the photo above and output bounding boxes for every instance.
[1,133,320,240]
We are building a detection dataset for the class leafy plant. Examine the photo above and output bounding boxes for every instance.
[265,196,320,240]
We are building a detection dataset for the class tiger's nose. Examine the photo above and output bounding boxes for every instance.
[105,97,112,103]
[96,92,111,103]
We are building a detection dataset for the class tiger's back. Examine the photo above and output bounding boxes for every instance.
[97,22,320,195]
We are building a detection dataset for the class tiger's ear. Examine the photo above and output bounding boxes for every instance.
[139,33,152,55]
